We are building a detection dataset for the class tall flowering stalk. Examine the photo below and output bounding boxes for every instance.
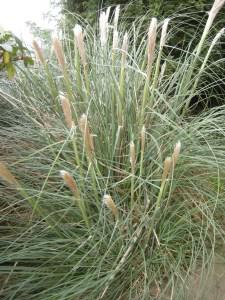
[147,18,157,79]
[118,32,129,125]
[99,9,110,47]
[103,194,118,220]
[33,40,58,104]
[60,170,80,199]
[73,24,89,93]
[52,37,66,71]
[161,157,172,183]
[79,114,94,160]
[181,0,225,116]
[186,28,225,113]
[171,141,181,168]
[195,0,225,59]
[114,5,120,31]
[60,170,89,227]
[52,36,74,106]
[140,18,157,125]
[156,141,181,209]
[73,25,87,70]
[112,5,120,61]
[32,40,45,65]
[153,18,170,89]
[60,95,74,129]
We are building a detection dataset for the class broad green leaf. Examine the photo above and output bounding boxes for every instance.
[6,62,16,79]
[3,51,10,64]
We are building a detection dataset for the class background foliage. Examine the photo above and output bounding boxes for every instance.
[60,0,211,20]
[0,30,33,79]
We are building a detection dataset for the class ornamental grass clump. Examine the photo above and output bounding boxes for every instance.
[0,1,225,299]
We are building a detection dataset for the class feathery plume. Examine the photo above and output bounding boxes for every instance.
[73,24,87,68]
[205,0,225,38]
[112,5,120,52]
[114,5,120,31]
[199,28,225,74]
[106,6,111,22]
[210,0,225,16]
[130,141,136,172]
[211,27,225,46]
[0,162,18,186]
[52,37,66,70]
[161,157,172,182]
[172,141,181,167]
[159,18,170,49]
[79,114,94,158]
[195,0,225,59]
[99,11,109,47]
[32,40,45,65]
[60,170,80,198]
[147,18,157,76]
[60,94,73,129]
[103,194,118,219]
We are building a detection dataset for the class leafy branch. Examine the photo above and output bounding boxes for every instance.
[0,30,33,78]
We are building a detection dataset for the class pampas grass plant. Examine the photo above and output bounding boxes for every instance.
[0,1,225,299]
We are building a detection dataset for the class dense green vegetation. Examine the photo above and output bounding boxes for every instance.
[61,0,210,18]
[59,0,220,31]
[0,30,33,78]
[0,0,225,299]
